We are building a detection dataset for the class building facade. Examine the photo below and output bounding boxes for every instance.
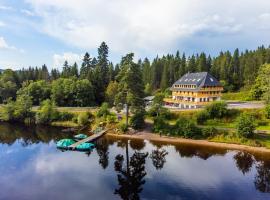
[164,72,223,109]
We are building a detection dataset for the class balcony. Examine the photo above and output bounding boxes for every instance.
[163,98,210,105]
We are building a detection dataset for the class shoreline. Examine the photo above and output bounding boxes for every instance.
[107,131,270,154]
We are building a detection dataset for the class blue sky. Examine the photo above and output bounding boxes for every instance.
[0,0,270,70]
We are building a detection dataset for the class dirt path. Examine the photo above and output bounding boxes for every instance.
[107,129,270,154]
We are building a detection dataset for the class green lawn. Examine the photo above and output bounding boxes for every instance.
[221,91,251,101]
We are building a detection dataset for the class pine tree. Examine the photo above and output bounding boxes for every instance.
[80,52,92,79]
[115,53,145,126]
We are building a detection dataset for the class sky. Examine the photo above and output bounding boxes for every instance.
[0,0,270,70]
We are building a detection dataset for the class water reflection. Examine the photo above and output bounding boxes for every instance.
[234,152,254,175]
[114,143,148,200]
[255,160,270,193]
[1,123,270,199]
[0,122,72,145]
[150,148,168,170]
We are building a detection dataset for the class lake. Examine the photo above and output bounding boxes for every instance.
[0,123,270,200]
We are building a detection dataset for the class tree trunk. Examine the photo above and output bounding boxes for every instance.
[126,104,129,126]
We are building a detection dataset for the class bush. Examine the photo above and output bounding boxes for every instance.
[205,101,228,119]
[148,105,172,119]
[35,99,59,124]
[107,114,117,123]
[97,102,110,118]
[196,110,209,124]
[130,111,145,130]
[77,112,89,126]
[265,104,270,119]
[153,116,169,134]
[58,111,74,121]
[236,113,256,138]
[202,126,218,138]
[0,94,33,122]
[173,117,201,138]
[118,122,129,132]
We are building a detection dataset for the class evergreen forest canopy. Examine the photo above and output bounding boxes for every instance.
[1,42,270,106]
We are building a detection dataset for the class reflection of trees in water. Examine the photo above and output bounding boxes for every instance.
[129,139,146,151]
[96,138,110,169]
[174,144,227,160]
[233,151,254,175]
[0,123,72,146]
[254,160,270,193]
[150,148,168,170]
[114,140,148,200]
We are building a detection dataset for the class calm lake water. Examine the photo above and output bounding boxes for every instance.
[0,123,270,200]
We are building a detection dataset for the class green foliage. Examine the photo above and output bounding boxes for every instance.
[77,112,90,126]
[221,91,251,101]
[0,69,18,103]
[266,104,270,119]
[118,122,129,132]
[205,101,228,119]
[0,99,16,121]
[35,99,59,124]
[173,117,201,138]
[107,114,117,123]
[236,113,256,138]
[202,126,218,138]
[148,92,172,119]
[57,111,75,121]
[51,78,95,107]
[196,110,210,124]
[97,102,110,118]
[105,81,118,106]
[249,64,270,102]
[114,53,145,113]
[153,116,169,134]
[130,111,145,130]
[144,83,152,96]
[0,94,33,122]
[17,80,51,105]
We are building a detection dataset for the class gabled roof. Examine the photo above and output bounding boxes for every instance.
[172,72,221,91]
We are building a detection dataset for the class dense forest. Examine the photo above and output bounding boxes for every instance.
[1,42,270,106]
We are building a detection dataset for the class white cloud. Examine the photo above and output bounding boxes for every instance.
[0,37,16,50]
[0,37,25,53]
[0,21,5,27]
[53,52,83,68]
[20,0,270,56]
[21,9,35,16]
[0,5,13,11]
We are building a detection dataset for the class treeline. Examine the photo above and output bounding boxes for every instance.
[1,43,270,106]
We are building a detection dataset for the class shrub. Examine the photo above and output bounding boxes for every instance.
[173,117,201,138]
[265,104,270,119]
[148,105,172,119]
[205,101,228,119]
[0,94,33,122]
[236,113,256,138]
[196,110,209,124]
[202,126,218,138]
[35,99,59,124]
[97,102,110,118]
[153,116,169,134]
[0,99,16,121]
[77,112,89,126]
[58,111,74,121]
[130,111,145,130]
[107,114,117,123]
[118,122,129,132]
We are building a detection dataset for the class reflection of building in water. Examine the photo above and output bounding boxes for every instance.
[164,72,223,109]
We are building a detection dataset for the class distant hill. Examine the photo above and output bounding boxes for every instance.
[0,69,3,73]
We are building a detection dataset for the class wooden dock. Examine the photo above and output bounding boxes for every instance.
[69,129,108,149]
